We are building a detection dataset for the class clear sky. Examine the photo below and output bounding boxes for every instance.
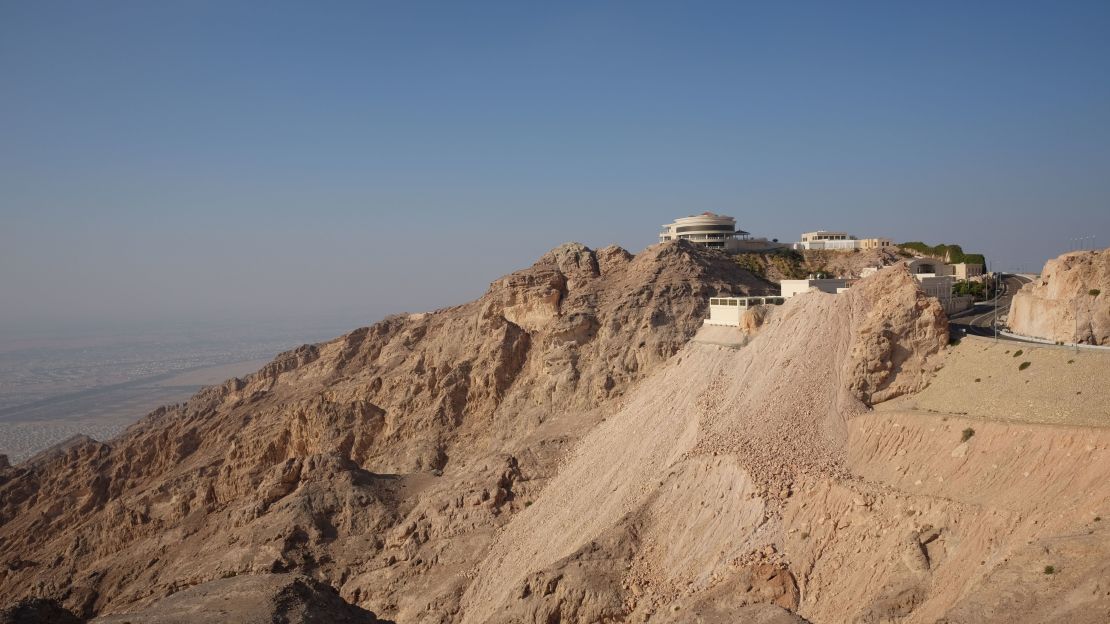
[2,1,1109,333]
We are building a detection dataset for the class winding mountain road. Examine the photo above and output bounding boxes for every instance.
[949,273,1034,339]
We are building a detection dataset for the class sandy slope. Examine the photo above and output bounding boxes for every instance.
[461,264,1110,623]
[460,265,948,622]
[881,336,1110,427]
[5,242,1108,623]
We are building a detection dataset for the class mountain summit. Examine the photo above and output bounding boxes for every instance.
[0,241,770,621]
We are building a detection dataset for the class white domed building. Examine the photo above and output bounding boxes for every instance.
[658,212,782,252]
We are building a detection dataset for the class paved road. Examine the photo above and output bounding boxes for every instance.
[949,273,1034,339]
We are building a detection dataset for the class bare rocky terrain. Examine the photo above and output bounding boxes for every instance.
[1009,247,1110,345]
[732,247,904,281]
[2,240,1109,623]
[0,241,771,621]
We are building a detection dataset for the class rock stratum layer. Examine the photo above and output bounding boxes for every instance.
[2,242,1109,624]
[1009,248,1110,345]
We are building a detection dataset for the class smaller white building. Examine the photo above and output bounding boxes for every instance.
[905,257,954,277]
[706,296,786,326]
[791,231,893,251]
[780,278,849,298]
[904,259,974,314]
[951,263,984,280]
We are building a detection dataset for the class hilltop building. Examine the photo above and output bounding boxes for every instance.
[905,257,954,277]
[903,257,974,314]
[951,262,984,280]
[659,212,783,252]
[791,230,893,251]
[705,296,786,326]
[781,259,974,314]
[780,278,850,298]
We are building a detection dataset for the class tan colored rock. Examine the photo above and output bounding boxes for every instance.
[460,266,949,622]
[846,265,949,403]
[1009,248,1110,344]
[92,574,388,624]
[3,240,1108,624]
[0,241,769,621]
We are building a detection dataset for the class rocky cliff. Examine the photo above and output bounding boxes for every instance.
[459,265,949,623]
[0,241,771,622]
[1009,248,1110,345]
[4,242,1107,624]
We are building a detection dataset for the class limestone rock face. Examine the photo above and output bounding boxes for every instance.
[1009,248,1110,345]
[0,241,770,622]
[846,265,949,403]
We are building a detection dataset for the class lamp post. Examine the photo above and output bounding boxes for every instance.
[993,263,1000,342]
[1075,296,1080,353]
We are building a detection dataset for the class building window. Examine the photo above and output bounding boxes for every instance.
[675,224,735,233]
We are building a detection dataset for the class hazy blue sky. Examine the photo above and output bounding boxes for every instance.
[3,1,1109,332]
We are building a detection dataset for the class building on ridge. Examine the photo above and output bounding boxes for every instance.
[659,212,783,252]
[705,296,786,326]
[791,230,893,251]
[780,278,850,298]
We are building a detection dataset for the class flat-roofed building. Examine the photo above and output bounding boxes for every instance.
[905,257,955,277]
[792,231,893,251]
[859,237,895,250]
[951,262,984,280]
[802,230,854,244]
[780,278,850,298]
[705,296,786,326]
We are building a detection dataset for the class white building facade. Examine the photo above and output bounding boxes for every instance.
[706,296,786,326]
[791,230,893,251]
[780,278,850,298]
[659,212,783,252]
[904,258,973,314]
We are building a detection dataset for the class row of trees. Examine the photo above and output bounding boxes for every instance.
[898,241,986,266]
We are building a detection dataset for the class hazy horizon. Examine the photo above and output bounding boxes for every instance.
[4,2,1109,333]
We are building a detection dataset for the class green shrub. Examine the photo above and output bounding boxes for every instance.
[1019,361,1031,370]
[953,281,987,298]
[1044,565,1055,575]
[897,242,985,266]
[974,378,981,383]
[1090,289,1101,297]
[1012,349,1023,358]
[961,428,975,442]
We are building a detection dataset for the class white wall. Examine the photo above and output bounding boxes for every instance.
[706,302,742,326]
[781,279,848,298]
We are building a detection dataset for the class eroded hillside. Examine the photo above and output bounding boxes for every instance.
[3,242,1109,624]
[0,241,770,622]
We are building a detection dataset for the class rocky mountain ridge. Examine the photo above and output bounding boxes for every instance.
[0,241,771,622]
[4,241,1108,623]
[1009,248,1110,345]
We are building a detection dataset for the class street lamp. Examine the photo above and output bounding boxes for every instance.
[1075,296,1080,353]
[993,262,1000,342]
